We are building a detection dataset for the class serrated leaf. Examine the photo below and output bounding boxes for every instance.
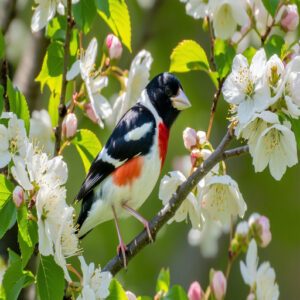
[0,200,16,239]
[0,31,4,59]
[36,41,64,97]
[262,0,280,17]
[170,40,209,73]
[71,129,102,174]
[214,38,235,79]
[163,285,188,300]
[17,204,38,267]
[7,78,30,134]
[106,279,127,300]
[73,0,97,34]
[0,174,14,209]
[156,268,170,293]
[97,0,132,52]
[2,250,34,300]
[37,255,65,300]
[264,35,285,59]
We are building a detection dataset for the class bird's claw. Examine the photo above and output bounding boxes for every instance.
[117,242,128,269]
[143,221,153,243]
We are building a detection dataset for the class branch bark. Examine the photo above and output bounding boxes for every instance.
[54,0,73,156]
[103,128,249,275]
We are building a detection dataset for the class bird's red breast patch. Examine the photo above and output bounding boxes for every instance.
[112,156,143,186]
[158,122,169,169]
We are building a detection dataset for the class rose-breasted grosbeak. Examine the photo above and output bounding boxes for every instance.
[76,72,191,266]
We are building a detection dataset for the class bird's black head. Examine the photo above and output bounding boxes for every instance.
[145,72,191,128]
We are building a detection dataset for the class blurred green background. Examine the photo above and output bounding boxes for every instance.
[2,0,300,299]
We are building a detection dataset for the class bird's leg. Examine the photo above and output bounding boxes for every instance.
[112,205,127,269]
[122,203,153,242]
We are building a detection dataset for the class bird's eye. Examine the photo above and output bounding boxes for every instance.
[165,86,173,97]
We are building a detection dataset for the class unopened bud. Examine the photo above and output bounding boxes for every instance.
[62,113,77,139]
[247,293,255,300]
[235,221,249,239]
[183,127,198,150]
[125,291,137,300]
[196,131,206,145]
[211,271,227,300]
[188,281,203,300]
[13,186,24,208]
[249,213,272,248]
[106,34,123,60]
[84,103,98,124]
[281,4,299,31]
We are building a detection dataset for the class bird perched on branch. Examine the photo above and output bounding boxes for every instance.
[76,72,191,266]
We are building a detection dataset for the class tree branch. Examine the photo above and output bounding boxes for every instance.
[103,128,244,275]
[54,0,73,156]
[223,145,249,160]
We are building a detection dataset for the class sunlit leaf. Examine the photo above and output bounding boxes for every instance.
[262,0,280,17]
[106,279,127,300]
[37,255,65,300]
[170,40,209,73]
[163,285,188,300]
[0,174,14,209]
[7,78,30,134]
[264,35,285,59]
[71,129,102,174]
[97,0,132,52]
[156,268,170,293]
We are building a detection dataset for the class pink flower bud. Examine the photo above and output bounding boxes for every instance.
[196,131,206,145]
[188,281,203,300]
[211,271,227,300]
[125,291,137,300]
[62,113,77,139]
[281,5,299,31]
[235,221,249,239]
[247,293,255,300]
[84,103,99,124]
[13,186,24,208]
[106,34,123,60]
[183,127,198,150]
[249,213,272,248]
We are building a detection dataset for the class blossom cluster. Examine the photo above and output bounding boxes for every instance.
[159,128,247,254]
[223,49,300,180]
[180,0,299,44]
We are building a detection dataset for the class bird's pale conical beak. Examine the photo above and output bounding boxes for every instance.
[171,89,191,110]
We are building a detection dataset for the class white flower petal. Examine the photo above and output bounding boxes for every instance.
[66,60,80,81]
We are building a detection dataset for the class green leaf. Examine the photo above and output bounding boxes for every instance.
[0,31,5,59]
[156,268,170,293]
[137,297,152,300]
[37,255,65,300]
[214,39,235,79]
[243,47,257,63]
[7,78,30,134]
[0,174,14,209]
[170,40,210,73]
[36,41,64,98]
[106,279,127,300]
[71,129,102,174]
[46,16,66,41]
[17,204,38,267]
[48,94,60,127]
[1,250,34,300]
[97,0,132,52]
[73,0,97,34]
[163,285,188,300]
[264,35,285,59]
[0,200,16,239]
[262,0,280,17]
[70,28,79,57]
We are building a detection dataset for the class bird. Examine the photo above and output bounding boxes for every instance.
[75,72,191,266]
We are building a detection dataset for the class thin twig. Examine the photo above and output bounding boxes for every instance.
[103,128,244,275]
[54,0,74,156]
[206,78,225,140]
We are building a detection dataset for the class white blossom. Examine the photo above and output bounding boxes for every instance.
[30,110,54,155]
[111,50,153,124]
[252,123,298,180]
[240,239,279,300]
[77,256,112,300]
[31,0,79,32]
[209,0,249,40]
[222,49,270,124]
[159,171,202,229]
[284,70,300,118]
[67,38,112,128]
[180,0,209,19]
[200,175,247,226]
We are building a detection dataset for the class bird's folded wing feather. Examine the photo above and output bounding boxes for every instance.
[76,104,156,201]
